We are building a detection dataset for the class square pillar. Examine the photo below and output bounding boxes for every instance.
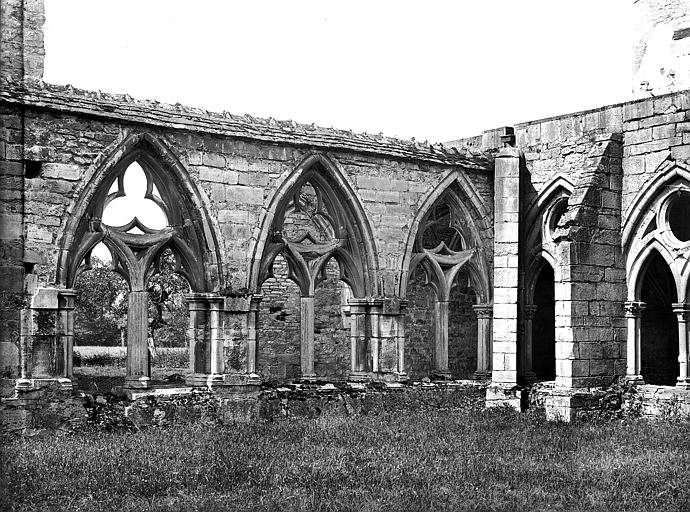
[487,146,522,409]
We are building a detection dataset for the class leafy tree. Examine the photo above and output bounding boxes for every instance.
[74,258,128,346]
[146,249,190,347]
[74,249,190,348]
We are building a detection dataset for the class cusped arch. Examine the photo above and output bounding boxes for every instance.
[400,170,491,300]
[627,241,680,301]
[525,251,556,305]
[57,132,223,292]
[249,152,379,298]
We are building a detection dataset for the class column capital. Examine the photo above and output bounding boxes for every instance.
[472,303,493,318]
[624,301,646,318]
[672,302,690,317]
[523,304,538,320]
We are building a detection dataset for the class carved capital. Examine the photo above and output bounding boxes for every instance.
[472,303,493,319]
[524,304,538,320]
[624,301,646,318]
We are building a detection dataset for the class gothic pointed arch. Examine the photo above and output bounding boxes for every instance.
[250,152,378,298]
[524,175,574,254]
[57,132,222,292]
[400,170,491,301]
[624,157,690,303]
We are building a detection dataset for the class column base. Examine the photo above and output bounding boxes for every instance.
[348,371,371,382]
[431,370,452,381]
[473,370,492,381]
[124,375,151,389]
[625,374,645,385]
[485,383,523,410]
[14,378,74,394]
[186,373,262,389]
[299,373,318,383]
[676,378,690,390]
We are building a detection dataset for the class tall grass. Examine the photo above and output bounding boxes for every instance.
[2,408,690,511]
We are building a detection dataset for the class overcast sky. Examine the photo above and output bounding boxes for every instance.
[43,0,633,143]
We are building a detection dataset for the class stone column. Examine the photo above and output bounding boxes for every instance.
[300,295,316,381]
[348,300,368,381]
[433,300,451,379]
[208,296,225,378]
[125,290,150,389]
[396,303,408,380]
[58,290,76,379]
[369,307,381,373]
[247,295,263,377]
[185,294,208,377]
[473,303,493,380]
[624,301,646,384]
[520,305,538,383]
[672,302,690,389]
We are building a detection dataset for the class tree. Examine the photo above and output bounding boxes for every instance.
[74,258,128,346]
[146,249,190,347]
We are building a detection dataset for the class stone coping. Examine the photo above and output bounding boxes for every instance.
[0,78,492,169]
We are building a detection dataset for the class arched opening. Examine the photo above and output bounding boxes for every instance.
[404,194,484,380]
[72,243,128,391]
[531,263,556,381]
[640,252,679,385]
[61,135,221,389]
[258,254,302,382]
[254,155,377,382]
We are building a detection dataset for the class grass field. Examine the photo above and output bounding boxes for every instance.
[2,408,690,511]
[73,346,189,392]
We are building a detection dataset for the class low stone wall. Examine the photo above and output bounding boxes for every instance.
[1,380,488,434]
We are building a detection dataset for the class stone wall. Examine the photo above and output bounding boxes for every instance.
[0,81,494,384]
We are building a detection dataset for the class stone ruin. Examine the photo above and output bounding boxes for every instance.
[1,0,690,430]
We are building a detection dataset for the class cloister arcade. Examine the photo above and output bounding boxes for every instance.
[32,136,496,390]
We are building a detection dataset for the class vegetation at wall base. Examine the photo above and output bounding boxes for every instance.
[2,408,689,512]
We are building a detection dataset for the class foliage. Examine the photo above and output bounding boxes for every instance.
[146,249,189,347]
[74,257,128,346]
[74,250,190,348]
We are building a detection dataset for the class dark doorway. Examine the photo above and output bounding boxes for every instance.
[640,252,679,386]
[532,264,556,380]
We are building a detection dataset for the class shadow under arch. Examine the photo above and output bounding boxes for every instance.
[636,248,679,385]
[248,152,379,298]
[57,132,223,293]
[399,170,491,301]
